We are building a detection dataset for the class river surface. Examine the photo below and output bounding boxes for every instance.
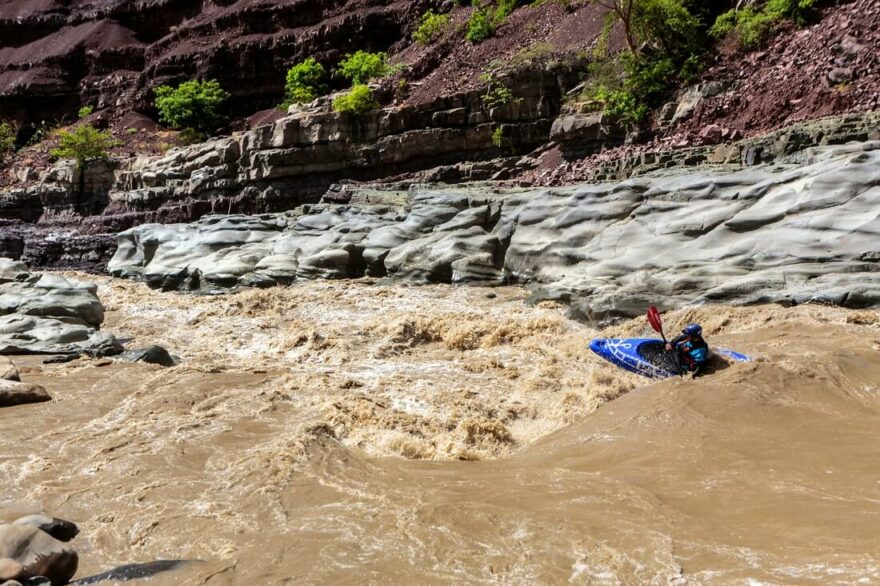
[1,276,879,584]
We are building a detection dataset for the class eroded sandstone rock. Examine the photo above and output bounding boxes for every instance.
[110,141,880,320]
[0,262,121,356]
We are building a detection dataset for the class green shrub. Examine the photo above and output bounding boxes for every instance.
[283,58,328,107]
[413,11,452,44]
[77,106,93,119]
[51,124,119,168]
[0,121,16,161]
[337,51,388,85]
[710,0,818,49]
[766,0,816,24]
[332,84,378,114]
[466,7,494,42]
[154,79,230,135]
[579,0,705,124]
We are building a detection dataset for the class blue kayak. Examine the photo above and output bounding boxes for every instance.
[589,338,750,379]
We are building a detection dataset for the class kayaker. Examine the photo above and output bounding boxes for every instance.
[665,323,709,377]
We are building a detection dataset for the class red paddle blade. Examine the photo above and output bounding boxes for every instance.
[647,305,663,333]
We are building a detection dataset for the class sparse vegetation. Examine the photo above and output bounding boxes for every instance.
[50,124,119,168]
[491,126,507,148]
[480,73,517,110]
[710,0,819,49]
[154,79,230,137]
[337,51,388,85]
[0,121,16,161]
[332,84,378,114]
[413,10,452,44]
[77,106,93,119]
[283,58,328,108]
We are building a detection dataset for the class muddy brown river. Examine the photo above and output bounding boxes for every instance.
[2,276,879,584]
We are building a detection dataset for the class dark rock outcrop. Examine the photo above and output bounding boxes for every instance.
[0,0,423,127]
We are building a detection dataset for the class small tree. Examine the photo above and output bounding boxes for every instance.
[283,58,328,107]
[337,51,388,85]
[51,124,118,199]
[154,79,230,136]
[77,105,93,119]
[0,121,16,162]
[51,124,118,169]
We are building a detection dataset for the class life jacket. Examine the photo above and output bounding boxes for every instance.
[675,336,708,370]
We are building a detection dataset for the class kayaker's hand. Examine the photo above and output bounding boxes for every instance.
[665,343,672,351]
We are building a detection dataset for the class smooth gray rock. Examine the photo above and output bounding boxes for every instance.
[108,141,880,320]
[0,264,121,356]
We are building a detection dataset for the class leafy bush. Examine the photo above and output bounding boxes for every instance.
[466,7,494,42]
[154,79,230,135]
[592,55,679,123]
[77,106,93,119]
[332,84,378,114]
[0,121,16,161]
[283,58,328,107]
[413,11,452,44]
[51,124,119,168]
[337,51,388,85]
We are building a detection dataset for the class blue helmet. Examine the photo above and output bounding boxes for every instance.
[684,323,702,337]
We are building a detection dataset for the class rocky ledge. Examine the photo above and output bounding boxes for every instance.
[0,259,121,356]
[110,140,880,321]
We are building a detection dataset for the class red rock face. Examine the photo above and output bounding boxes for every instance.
[0,0,418,126]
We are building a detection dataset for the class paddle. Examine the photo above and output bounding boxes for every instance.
[647,305,682,375]
[647,305,667,343]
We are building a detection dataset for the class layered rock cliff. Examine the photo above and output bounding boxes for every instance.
[0,0,425,126]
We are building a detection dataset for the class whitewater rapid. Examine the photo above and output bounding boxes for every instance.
[1,276,878,583]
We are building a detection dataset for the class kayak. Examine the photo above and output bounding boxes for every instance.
[589,338,750,379]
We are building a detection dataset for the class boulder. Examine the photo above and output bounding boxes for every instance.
[0,261,122,357]
[0,517,78,585]
[0,381,51,408]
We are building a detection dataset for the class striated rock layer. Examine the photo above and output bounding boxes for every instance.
[110,140,880,320]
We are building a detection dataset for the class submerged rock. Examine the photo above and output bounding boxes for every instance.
[109,141,880,320]
[118,345,176,367]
